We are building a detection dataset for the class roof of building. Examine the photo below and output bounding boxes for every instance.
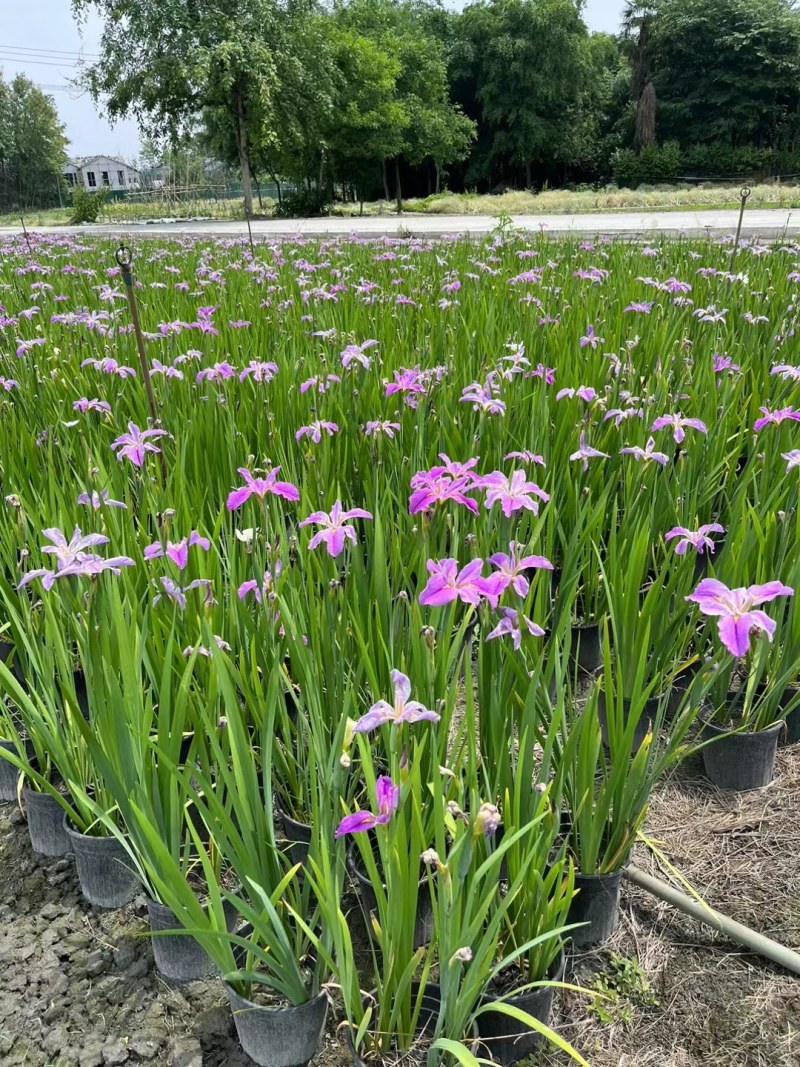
[66,156,140,173]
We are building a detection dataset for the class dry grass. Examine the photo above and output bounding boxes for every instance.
[535,744,800,1067]
[333,184,800,218]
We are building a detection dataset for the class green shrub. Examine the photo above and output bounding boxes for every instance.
[69,186,108,224]
[612,142,682,188]
[273,187,330,219]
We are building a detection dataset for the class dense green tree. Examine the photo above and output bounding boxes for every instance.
[71,0,330,215]
[0,73,68,212]
[457,0,590,188]
[333,0,475,206]
[649,0,800,147]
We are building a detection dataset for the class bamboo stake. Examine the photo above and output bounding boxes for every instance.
[625,864,800,976]
[115,243,168,486]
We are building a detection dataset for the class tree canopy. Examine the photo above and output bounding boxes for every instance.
[10,0,800,211]
[0,73,68,212]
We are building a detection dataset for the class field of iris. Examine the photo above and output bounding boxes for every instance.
[0,227,798,1067]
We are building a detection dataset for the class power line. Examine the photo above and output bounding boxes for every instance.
[0,55,85,68]
[0,44,100,59]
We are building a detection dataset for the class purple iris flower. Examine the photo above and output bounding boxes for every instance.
[144,531,210,569]
[409,473,479,516]
[665,524,724,556]
[237,568,278,603]
[295,420,339,443]
[624,301,653,313]
[0,377,18,391]
[686,579,793,658]
[183,636,231,657]
[486,607,545,650]
[77,489,126,510]
[620,437,670,466]
[73,398,111,415]
[580,324,604,349]
[525,364,555,384]
[239,361,278,382]
[460,382,506,415]
[153,576,215,610]
[556,386,597,402]
[419,558,498,608]
[504,450,545,466]
[365,420,401,438]
[335,776,400,837]
[385,367,426,400]
[196,361,236,383]
[340,340,378,369]
[650,413,708,444]
[110,422,168,467]
[18,527,134,590]
[488,542,553,597]
[353,670,439,734]
[569,432,609,471]
[301,374,340,394]
[481,470,549,517]
[227,467,300,510]
[782,450,800,471]
[753,406,800,432]
[15,337,46,357]
[298,501,372,557]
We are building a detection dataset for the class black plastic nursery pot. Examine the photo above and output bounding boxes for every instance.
[0,740,19,802]
[23,786,71,856]
[147,896,239,982]
[477,949,565,1065]
[347,846,435,949]
[346,983,477,1067]
[278,807,312,867]
[597,691,657,752]
[63,819,139,908]
[569,622,602,675]
[224,982,328,1067]
[777,686,800,746]
[567,868,622,947]
[701,717,782,792]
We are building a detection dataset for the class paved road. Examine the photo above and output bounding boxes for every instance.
[2,207,799,240]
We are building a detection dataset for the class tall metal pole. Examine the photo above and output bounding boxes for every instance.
[728,186,751,275]
[115,243,168,485]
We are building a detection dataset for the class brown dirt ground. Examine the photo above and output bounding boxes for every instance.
[1,745,798,1066]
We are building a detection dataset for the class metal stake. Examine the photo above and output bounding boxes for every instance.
[245,210,256,261]
[728,186,751,275]
[115,243,168,485]
[19,216,31,255]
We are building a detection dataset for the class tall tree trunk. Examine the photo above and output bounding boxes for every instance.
[254,176,264,210]
[634,81,657,150]
[269,170,282,208]
[382,159,390,201]
[525,160,532,189]
[435,162,441,195]
[234,87,254,217]
[395,158,402,214]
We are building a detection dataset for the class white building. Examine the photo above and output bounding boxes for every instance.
[63,157,141,192]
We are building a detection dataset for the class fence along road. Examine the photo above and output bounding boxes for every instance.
[2,208,800,239]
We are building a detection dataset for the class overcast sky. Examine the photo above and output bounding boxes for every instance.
[1,0,626,162]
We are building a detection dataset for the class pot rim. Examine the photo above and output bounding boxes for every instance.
[224,979,329,1015]
[700,710,785,738]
